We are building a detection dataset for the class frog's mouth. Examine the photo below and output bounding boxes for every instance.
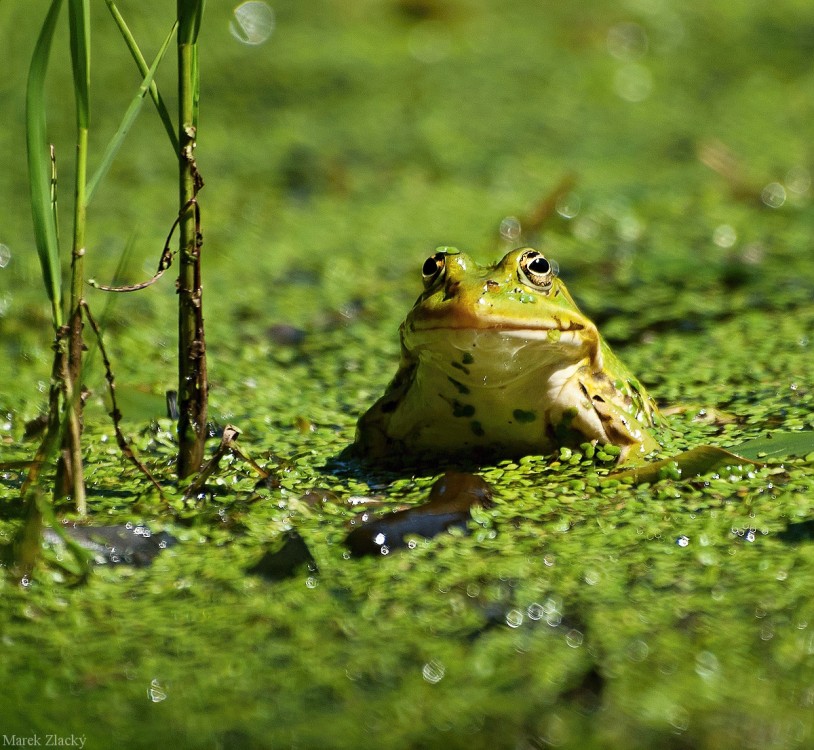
[416,321,585,338]
[405,315,592,347]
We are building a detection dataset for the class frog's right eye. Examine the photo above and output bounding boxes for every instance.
[422,252,446,288]
[518,249,556,292]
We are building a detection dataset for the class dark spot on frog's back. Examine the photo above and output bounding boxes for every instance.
[461,352,474,365]
[451,400,475,418]
[512,409,537,423]
[471,420,485,437]
[447,377,470,395]
[451,360,470,375]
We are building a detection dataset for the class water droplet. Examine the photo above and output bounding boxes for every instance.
[761,182,786,208]
[785,166,810,194]
[0,244,11,268]
[712,224,736,248]
[505,609,523,628]
[607,22,648,60]
[527,602,544,620]
[544,610,562,629]
[230,1,274,46]
[667,704,690,731]
[694,650,719,680]
[499,216,522,241]
[583,569,601,586]
[555,193,581,219]
[422,659,445,684]
[627,639,649,662]
[760,624,774,641]
[565,629,583,648]
[614,63,653,102]
[148,678,167,702]
[676,535,690,547]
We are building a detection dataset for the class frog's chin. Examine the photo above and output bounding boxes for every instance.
[405,325,598,388]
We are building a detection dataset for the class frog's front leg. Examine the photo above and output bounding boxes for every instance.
[549,365,654,461]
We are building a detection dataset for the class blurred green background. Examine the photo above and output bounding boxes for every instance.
[2,0,812,424]
[1,1,814,748]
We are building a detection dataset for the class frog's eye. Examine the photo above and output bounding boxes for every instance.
[422,252,446,288]
[518,249,556,291]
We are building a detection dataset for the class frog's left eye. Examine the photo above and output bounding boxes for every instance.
[422,252,447,288]
[518,249,556,291]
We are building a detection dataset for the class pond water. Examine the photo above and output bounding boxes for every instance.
[1,1,813,748]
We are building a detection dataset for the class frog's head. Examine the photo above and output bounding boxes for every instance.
[402,247,602,377]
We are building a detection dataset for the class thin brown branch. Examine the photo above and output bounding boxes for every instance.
[80,299,166,498]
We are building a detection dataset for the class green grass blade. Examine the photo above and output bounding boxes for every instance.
[105,0,178,153]
[178,0,205,45]
[25,0,65,324]
[87,23,176,203]
[67,0,90,129]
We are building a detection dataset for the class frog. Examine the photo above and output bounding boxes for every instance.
[354,247,661,464]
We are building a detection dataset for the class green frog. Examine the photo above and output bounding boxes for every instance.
[354,247,661,464]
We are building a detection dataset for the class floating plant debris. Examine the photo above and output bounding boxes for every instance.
[44,523,176,567]
[345,471,493,557]
[777,520,814,544]
[247,531,318,581]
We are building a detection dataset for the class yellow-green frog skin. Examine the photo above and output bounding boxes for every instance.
[355,247,660,463]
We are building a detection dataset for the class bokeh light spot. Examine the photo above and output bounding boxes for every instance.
[230,2,275,46]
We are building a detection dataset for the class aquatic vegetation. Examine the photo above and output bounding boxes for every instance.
[20,0,209,531]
